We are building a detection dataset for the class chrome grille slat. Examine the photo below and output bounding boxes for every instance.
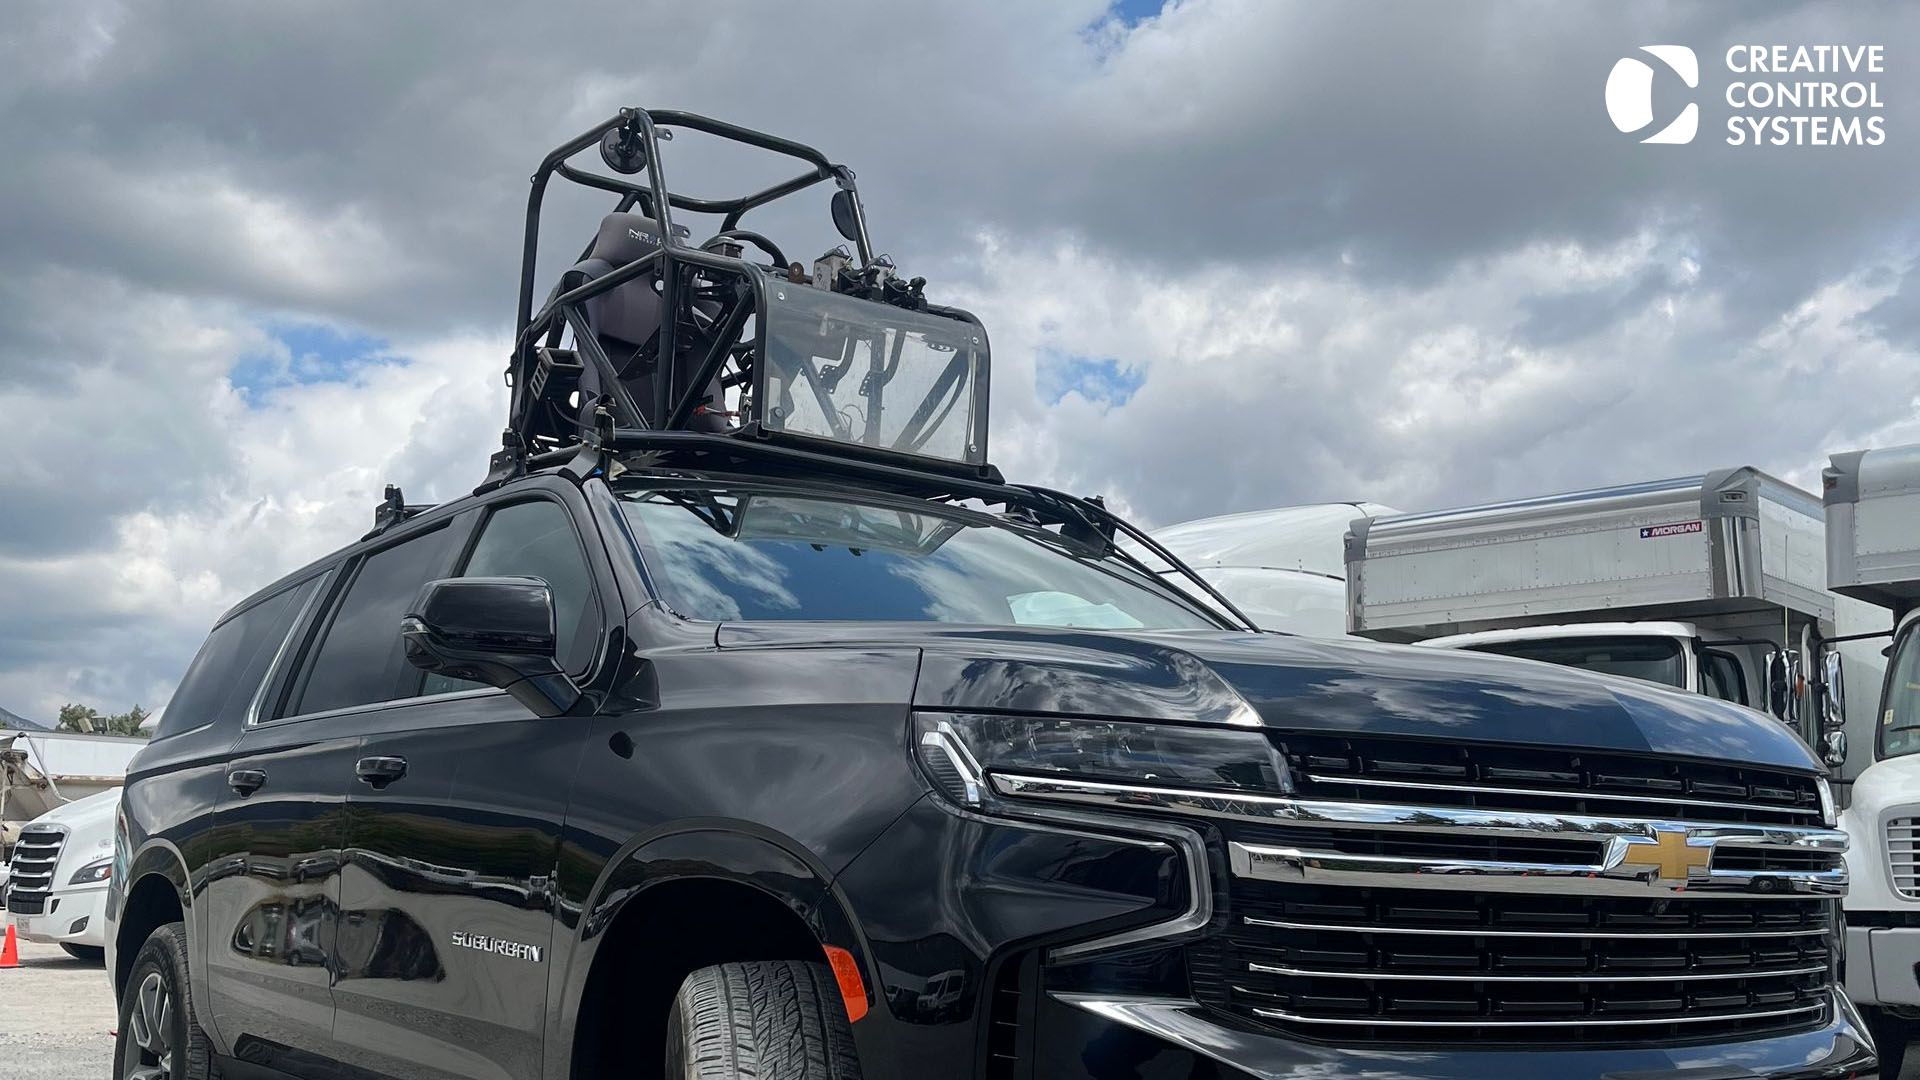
[1248,1002,1826,1030]
[1891,817,1919,900]
[1306,773,1821,819]
[1241,915,1830,940]
[6,827,66,915]
[1247,960,1829,983]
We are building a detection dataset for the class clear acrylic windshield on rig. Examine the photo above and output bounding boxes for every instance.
[758,278,989,466]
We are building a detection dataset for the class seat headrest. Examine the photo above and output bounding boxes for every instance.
[589,212,669,267]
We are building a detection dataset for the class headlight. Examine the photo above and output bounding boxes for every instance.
[913,712,1291,808]
[69,858,113,885]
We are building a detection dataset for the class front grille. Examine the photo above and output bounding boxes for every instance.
[1192,881,1834,1044]
[1891,817,1918,899]
[997,733,1844,1048]
[1280,733,1823,826]
[6,828,65,914]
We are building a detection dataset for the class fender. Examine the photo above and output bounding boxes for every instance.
[544,819,876,1079]
[116,839,203,1013]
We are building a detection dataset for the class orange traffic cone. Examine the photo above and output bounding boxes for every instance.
[0,923,19,968]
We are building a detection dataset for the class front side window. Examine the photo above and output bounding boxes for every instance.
[1699,649,1750,706]
[289,526,456,717]
[1882,624,1920,761]
[617,486,1218,630]
[1468,636,1688,690]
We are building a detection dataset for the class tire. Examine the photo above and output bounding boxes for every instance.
[1864,1007,1912,1080]
[61,943,105,963]
[665,960,862,1080]
[112,921,213,1080]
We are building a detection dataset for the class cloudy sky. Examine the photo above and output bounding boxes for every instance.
[2,0,1916,720]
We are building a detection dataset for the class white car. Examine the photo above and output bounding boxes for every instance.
[6,786,120,961]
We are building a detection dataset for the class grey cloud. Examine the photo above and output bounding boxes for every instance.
[0,0,1916,715]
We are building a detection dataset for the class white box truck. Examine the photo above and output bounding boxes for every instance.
[1345,468,1881,773]
[1823,443,1920,1076]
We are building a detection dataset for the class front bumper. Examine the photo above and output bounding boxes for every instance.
[1041,991,1878,1080]
[13,884,109,948]
[1846,924,1920,1008]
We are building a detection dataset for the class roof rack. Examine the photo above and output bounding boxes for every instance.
[489,107,992,495]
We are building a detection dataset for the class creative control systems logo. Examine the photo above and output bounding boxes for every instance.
[1605,43,1886,148]
[1606,46,1700,144]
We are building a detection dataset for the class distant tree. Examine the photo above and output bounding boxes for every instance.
[55,703,102,733]
[104,705,150,738]
[54,703,152,739]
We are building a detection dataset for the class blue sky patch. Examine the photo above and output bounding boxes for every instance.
[1037,350,1145,407]
[230,322,393,405]
[1110,0,1165,27]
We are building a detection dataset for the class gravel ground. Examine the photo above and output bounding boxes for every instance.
[1,924,1914,1080]
[1,936,117,1080]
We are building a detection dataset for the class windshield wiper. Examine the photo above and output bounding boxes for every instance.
[1013,483,1261,633]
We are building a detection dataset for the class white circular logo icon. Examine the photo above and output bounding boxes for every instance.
[1606,45,1699,144]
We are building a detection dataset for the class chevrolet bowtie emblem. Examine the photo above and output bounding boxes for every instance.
[1619,829,1712,883]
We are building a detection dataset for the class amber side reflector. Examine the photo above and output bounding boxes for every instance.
[822,945,869,1023]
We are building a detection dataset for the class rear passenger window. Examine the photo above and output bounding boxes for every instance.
[420,500,599,697]
[290,526,456,717]
[159,577,320,739]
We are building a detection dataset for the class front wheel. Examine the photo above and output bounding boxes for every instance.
[666,960,862,1080]
[112,922,212,1080]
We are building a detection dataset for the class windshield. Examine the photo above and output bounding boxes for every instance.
[618,486,1219,630]
[1466,636,1688,689]
[759,282,986,466]
[1882,624,1920,761]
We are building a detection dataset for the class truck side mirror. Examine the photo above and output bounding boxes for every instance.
[400,577,581,718]
[1820,650,1846,731]
[1820,729,1848,769]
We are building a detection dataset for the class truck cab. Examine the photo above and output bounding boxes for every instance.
[1822,444,1920,1077]
[1422,620,1757,706]
[6,785,119,960]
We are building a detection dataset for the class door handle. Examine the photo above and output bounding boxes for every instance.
[355,756,408,788]
[226,768,267,797]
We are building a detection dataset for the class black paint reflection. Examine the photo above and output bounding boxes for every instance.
[229,896,443,982]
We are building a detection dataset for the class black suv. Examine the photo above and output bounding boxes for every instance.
[106,109,1873,1080]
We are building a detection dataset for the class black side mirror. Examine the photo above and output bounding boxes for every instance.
[830,188,863,245]
[401,577,581,717]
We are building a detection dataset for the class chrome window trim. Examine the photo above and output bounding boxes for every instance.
[252,686,510,729]
[1245,960,1829,983]
[1304,772,1821,819]
[1247,1002,1825,1029]
[245,577,330,727]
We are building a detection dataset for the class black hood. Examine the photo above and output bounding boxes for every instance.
[717,623,1823,772]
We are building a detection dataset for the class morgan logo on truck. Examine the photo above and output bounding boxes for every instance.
[1639,520,1703,539]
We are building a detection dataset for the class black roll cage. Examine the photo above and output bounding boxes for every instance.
[481,107,1258,632]
[502,107,990,484]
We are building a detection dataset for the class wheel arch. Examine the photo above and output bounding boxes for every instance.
[555,822,874,1080]
[113,840,194,1001]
